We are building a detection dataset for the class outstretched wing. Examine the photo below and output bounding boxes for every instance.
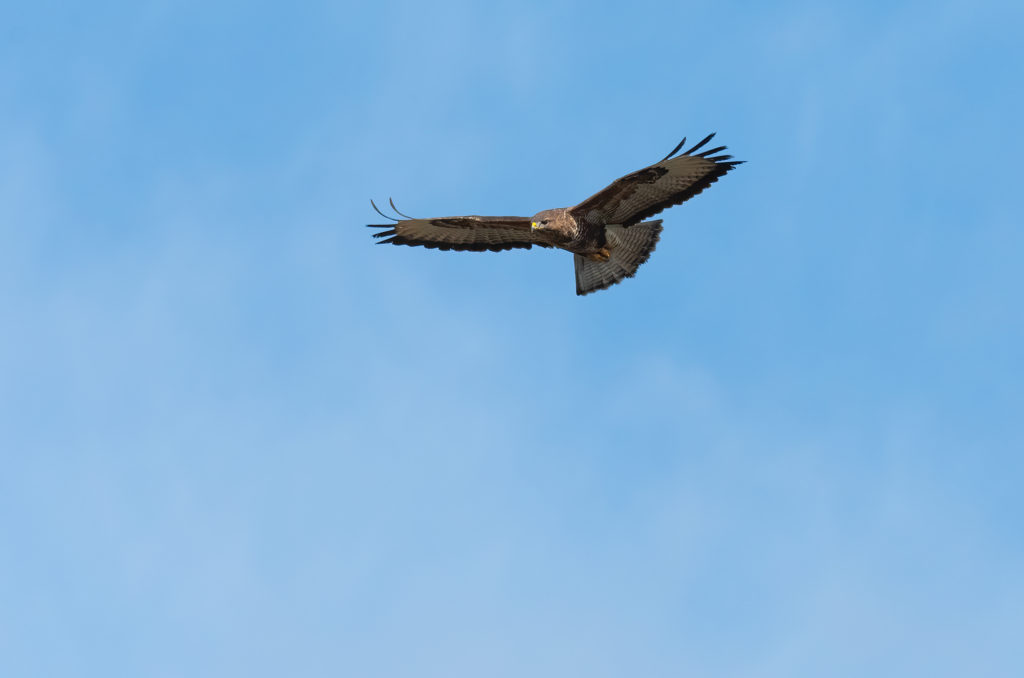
[369,210,556,253]
[569,133,743,227]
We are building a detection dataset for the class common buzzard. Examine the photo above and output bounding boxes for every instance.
[369,134,742,296]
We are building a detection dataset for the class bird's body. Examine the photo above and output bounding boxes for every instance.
[369,134,742,295]
[531,208,617,264]
[529,208,599,254]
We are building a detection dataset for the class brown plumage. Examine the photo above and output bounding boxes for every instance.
[369,134,742,296]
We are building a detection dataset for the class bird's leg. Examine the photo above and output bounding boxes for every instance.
[586,247,612,262]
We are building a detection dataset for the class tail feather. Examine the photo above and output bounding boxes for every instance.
[574,220,663,296]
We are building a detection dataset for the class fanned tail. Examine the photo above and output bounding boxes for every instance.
[574,220,663,296]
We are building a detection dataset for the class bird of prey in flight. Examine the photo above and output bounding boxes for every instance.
[369,133,742,296]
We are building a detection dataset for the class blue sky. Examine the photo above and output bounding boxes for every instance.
[2,1,1022,676]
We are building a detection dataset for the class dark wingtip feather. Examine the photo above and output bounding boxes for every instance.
[684,133,716,155]
[388,197,416,220]
[696,145,727,158]
[370,199,399,222]
[658,136,687,163]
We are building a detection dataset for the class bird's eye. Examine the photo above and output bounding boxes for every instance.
[542,220,548,225]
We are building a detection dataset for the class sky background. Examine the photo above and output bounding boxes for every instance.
[2,1,1023,676]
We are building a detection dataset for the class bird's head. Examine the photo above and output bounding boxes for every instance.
[530,209,560,231]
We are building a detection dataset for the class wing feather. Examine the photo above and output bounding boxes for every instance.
[368,215,555,252]
[569,134,743,227]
